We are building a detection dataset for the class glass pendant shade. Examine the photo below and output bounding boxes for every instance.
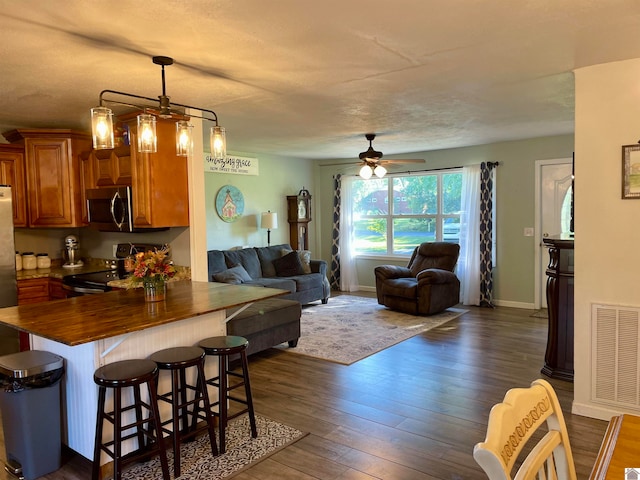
[91,107,114,149]
[137,114,157,153]
[374,165,387,178]
[359,164,373,179]
[210,126,226,160]
[175,120,193,157]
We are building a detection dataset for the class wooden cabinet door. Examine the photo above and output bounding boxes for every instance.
[24,137,77,226]
[91,146,132,187]
[17,277,50,304]
[0,144,27,227]
[48,278,68,300]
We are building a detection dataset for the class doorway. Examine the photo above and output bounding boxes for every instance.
[534,158,573,309]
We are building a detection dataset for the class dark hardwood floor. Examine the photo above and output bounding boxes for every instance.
[0,295,607,479]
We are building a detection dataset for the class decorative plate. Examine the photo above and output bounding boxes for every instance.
[215,185,244,223]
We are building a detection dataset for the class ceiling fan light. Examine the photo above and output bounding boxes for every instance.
[359,164,373,179]
[175,120,193,157]
[374,165,387,178]
[210,125,226,160]
[91,107,114,149]
[137,114,157,153]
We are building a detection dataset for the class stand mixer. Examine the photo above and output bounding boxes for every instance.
[63,235,83,268]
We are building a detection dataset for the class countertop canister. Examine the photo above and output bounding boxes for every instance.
[36,253,51,269]
[22,252,37,270]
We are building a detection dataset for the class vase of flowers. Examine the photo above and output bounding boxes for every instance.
[127,246,176,302]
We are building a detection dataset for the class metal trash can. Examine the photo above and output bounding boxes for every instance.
[0,350,64,480]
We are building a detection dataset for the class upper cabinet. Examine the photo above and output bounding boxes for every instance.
[0,144,28,227]
[28,132,92,228]
[4,129,92,228]
[84,116,189,229]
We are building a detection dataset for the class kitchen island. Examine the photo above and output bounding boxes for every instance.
[0,281,286,461]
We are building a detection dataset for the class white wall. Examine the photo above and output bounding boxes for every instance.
[573,58,640,419]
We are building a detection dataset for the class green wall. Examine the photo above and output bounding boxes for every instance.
[204,151,315,251]
[313,134,574,307]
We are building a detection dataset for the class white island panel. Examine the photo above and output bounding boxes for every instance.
[31,309,226,461]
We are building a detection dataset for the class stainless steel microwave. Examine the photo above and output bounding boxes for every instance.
[86,186,134,232]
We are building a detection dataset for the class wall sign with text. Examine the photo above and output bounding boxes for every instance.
[204,154,259,176]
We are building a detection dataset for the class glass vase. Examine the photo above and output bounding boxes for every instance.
[143,280,166,302]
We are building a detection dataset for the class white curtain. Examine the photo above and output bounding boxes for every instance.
[459,164,481,305]
[339,175,359,291]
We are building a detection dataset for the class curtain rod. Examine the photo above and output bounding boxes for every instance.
[347,161,500,177]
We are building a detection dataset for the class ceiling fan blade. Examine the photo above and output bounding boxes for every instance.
[320,160,363,167]
[379,159,425,165]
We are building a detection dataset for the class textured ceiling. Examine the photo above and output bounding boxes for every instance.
[1,0,640,160]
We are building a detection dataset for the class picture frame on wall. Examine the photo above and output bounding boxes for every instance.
[622,144,640,199]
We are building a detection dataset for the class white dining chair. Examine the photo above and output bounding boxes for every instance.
[473,378,577,480]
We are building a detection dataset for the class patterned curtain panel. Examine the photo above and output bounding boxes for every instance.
[479,162,496,307]
[329,174,342,290]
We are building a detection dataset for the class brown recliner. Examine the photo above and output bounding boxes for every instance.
[375,242,460,315]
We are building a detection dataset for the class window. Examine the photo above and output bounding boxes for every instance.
[352,170,463,255]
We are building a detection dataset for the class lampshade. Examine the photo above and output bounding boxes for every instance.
[175,120,193,157]
[91,107,114,149]
[261,211,278,230]
[359,164,373,179]
[374,164,387,178]
[137,114,157,153]
[211,125,226,160]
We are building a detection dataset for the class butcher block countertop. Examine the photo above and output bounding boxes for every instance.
[0,281,286,346]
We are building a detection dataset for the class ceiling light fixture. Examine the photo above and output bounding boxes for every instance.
[358,133,387,179]
[90,56,226,159]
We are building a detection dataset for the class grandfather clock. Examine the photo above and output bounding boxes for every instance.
[287,187,311,250]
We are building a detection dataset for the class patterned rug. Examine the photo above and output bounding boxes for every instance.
[125,414,306,479]
[277,295,467,365]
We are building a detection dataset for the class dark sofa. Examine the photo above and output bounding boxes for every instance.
[207,243,330,305]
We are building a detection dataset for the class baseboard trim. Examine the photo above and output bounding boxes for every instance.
[351,286,535,310]
[492,299,535,309]
[571,401,633,421]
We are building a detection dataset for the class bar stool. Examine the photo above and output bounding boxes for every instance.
[149,346,217,477]
[196,335,257,453]
[92,359,170,480]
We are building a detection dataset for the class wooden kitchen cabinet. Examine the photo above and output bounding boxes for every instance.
[17,277,50,304]
[84,116,189,228]
[48,278,69,300]
[0,144,28,227]
[86,145,132,188]
[4,129,92,227]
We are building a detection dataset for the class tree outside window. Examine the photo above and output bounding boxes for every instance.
[352,170,462,255]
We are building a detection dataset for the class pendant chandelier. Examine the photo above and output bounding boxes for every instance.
[90,56,226,159]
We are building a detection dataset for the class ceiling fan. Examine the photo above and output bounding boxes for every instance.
[328,133,425,179]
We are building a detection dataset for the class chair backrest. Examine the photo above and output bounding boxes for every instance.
[473,379,577,480]
[407,242,460,277]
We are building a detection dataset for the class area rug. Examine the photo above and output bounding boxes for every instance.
[276,295,467,365]
[124,414,306,479]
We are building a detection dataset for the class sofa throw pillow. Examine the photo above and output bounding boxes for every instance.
[281,248,312,274]
[212,265,253,284]
[273,250,305,277]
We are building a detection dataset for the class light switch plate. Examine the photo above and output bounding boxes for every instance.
[524,227,534,237]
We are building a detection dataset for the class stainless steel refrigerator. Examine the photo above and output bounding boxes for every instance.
[0,185,19,355]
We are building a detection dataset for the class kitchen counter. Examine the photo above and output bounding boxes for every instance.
[0,281,287,461]
[0,281,282,346]
[16,263,106,280]
[16,262,191,286]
